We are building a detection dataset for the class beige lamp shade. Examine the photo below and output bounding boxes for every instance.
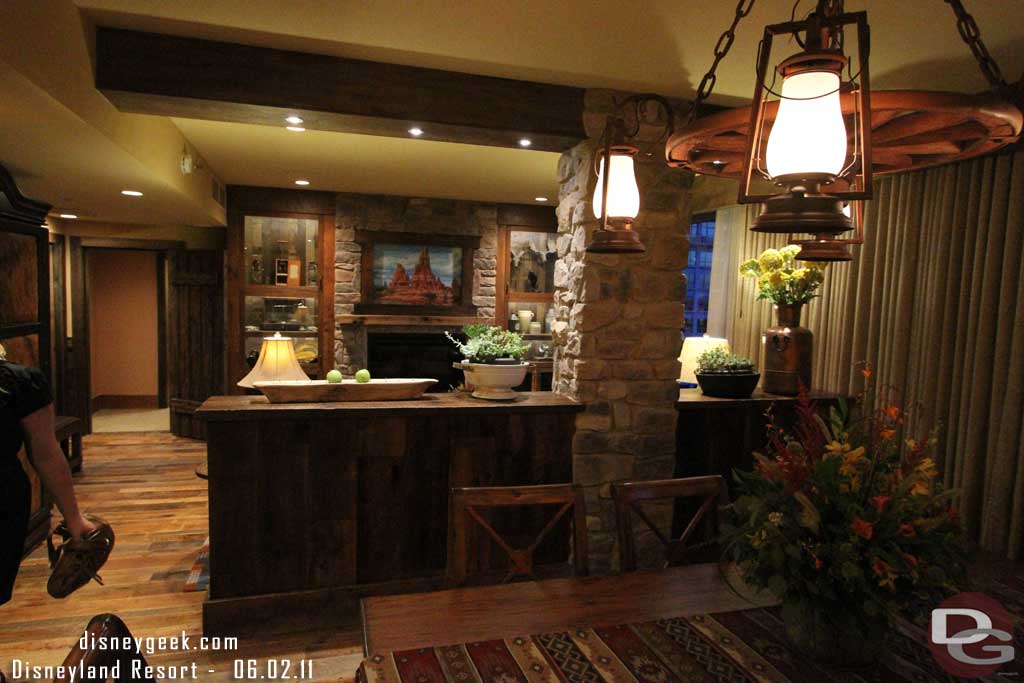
[678,335,730,386]
[237,332,310,389]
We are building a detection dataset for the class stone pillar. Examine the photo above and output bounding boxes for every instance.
[551,93,691,573]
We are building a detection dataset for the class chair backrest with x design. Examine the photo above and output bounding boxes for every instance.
[447,484,588,586]
[612,475,729,572]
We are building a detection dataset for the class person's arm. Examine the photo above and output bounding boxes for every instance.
[21,403,96,540]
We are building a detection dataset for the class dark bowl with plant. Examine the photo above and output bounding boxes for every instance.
[695,348,760,398]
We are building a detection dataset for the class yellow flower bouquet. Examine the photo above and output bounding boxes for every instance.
[739,245,825,305]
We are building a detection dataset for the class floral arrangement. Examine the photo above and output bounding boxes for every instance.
[696,348,756,375]
[724,368,966,643]
[739,245,825,305]
[445,324,527,364]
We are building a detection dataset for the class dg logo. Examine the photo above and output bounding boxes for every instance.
[929,592,1019,678]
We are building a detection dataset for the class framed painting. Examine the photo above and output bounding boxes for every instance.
[354,231,479,315]
[508,229,557,295]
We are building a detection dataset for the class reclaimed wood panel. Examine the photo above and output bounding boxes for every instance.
[168,249,224,439]
[201,394,581,630]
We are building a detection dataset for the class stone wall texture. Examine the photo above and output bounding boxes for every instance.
[334,194,497,374]
[552,96,692,572]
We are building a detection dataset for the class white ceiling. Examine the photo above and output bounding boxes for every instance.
[2,0,1021,226]
[171,119,562,206]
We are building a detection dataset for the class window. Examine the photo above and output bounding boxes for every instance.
[683,212,715,336]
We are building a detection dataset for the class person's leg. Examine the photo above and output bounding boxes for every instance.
[0,467,31,605]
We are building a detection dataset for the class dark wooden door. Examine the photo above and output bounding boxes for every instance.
[168,249,224,439]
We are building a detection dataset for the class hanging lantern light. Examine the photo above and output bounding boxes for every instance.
[738,5,871,262]
[588,116,645,254]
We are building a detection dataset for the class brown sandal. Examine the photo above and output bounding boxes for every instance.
[46,513,115,599]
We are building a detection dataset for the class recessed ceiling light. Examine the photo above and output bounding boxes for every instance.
[518,138,532,147]
[408,127,424,137]
[712,160,724,165]
[286,126,306,132]
[285,115,304,125]
[294,179,310,186]
[59,213,78,219]
[121,190,143,197]
[534,197,549,202]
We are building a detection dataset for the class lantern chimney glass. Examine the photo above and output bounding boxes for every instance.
[593,154,640,220]
[765,70,847,179]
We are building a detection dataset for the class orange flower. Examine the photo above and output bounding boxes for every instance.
[861,365,873,379]
[901,553,919,569]
[884,406,900,419]
[880,428,897,440]
[871,496,892,514]
[899,523,917,538]
[872,558,896,589]
[851,518,874,540]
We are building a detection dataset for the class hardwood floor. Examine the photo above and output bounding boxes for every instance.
[2,432,363,682]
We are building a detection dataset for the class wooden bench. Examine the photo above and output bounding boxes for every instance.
[54,415,84,473]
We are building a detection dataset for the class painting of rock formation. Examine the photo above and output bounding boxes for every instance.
[372,244,462,306]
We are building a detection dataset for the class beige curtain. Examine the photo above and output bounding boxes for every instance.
[716,146,1024,559]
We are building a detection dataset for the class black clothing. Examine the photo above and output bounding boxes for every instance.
[1,360,53,604]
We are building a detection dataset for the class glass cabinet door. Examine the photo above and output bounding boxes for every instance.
[240,215,322,378]
[244,216,320,287]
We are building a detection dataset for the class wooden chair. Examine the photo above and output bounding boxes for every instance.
[55,614,155,683]
[447,484,588,586]
[612,475,729,572]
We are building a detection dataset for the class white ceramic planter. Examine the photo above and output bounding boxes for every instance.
[459,361,529,400]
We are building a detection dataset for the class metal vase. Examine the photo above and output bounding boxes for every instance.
[763,303,812,395]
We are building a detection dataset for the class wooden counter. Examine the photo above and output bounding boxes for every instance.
[675,389,845,476]
[196,391,581,633]
[673,389,845,539]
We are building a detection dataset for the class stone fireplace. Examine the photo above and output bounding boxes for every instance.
[333,193,499,376]
[367,332,464,392]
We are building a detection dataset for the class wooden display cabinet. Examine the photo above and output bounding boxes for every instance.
[0,165,55,555]
[226,187,335,392]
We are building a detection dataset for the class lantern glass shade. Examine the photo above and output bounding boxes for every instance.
[677,335,730,386]
[765,70,847,179]
[593,154,640,220]
[237,332,310,389]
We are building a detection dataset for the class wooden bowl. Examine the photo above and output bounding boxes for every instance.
[254,378,437,403]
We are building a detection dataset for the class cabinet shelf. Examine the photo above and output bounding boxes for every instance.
[244,329,319,337]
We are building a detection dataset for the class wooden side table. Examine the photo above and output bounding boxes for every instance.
[673,390,848,537]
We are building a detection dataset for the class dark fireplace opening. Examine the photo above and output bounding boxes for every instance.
[367,332,464,392]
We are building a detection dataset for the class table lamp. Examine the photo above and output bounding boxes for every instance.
[678,335,730,388]
[238,332,310,389]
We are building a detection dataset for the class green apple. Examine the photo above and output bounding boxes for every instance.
[326,369,343,384]
[355,369,371,383]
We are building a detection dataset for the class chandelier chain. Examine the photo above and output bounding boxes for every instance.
[690,0,756,121]
[944,0,1007,89]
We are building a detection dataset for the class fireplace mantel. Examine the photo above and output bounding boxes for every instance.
[336,314,493,327]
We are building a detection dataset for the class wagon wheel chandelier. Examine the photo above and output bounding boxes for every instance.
[591,0,1023,257]
[659,0,1023,261]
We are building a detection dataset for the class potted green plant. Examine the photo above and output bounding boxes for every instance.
[446,324,529,400]
[694,348,760,398]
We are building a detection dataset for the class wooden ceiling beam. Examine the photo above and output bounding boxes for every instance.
[95,28,587,152]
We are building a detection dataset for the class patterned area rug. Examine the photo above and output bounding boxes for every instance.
[359,576,1024,682]
[183,537,209,593]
